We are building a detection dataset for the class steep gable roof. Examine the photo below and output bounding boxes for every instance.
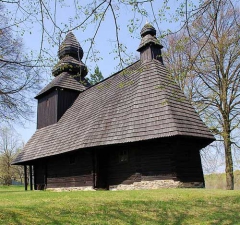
[13,59,214,164]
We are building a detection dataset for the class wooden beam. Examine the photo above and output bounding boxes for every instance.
[29,165,33,191]
[33,165,37,190]
[24,165,27,191]
[92,150,96,189]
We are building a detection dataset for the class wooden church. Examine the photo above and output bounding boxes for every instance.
[13,24,215,191]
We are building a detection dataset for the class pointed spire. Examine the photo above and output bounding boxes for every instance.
[58,32,83,60]
[52,32,88,78]
[137,23,163,63]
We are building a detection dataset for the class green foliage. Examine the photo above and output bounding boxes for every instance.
[87,66,104,85]
[0,187,240,224]
[0,128,24,185]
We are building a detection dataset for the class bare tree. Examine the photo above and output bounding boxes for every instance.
[0,3,42,124]
[2,0,238,68]
[164,0,240,189]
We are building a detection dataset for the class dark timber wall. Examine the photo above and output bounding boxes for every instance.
[107,139,176,187]
[140,45,163,63]
[106,138,205,187]
[57,89,79,121]
[32,137,205,190]
[37,88,79,129]
[33,150,93,189]
[47,150,93,188]
[37,91,58,129]
[174,138,205,183]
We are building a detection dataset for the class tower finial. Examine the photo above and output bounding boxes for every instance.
[137,23,163,63]
[69,17,73,31]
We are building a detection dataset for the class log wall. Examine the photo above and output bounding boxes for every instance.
[37,91,58,129]
[37,88,79,129]
[32,137,205,190]
[57,89,79,121]
[47,151,93,188]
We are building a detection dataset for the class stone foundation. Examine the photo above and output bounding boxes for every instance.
[109,180,182,191]
[109,180,204,190]
[178,182,204,188]
[47,186,95,192]
[46,181,204,191]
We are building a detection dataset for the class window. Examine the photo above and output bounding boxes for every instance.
[46,99,50,107]
[69,155,76,165]
[119,150,128,163]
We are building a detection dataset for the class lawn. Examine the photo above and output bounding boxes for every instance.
[0,186,240,225]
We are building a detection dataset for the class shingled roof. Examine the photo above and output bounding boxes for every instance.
[35,72,87,98]
[13,58,214,164]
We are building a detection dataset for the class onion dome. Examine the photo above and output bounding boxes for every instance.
[52,32,88,78]
[137,23,163,63]
[58,32,83,59]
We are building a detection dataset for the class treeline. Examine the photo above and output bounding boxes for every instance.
[205,171,240,190]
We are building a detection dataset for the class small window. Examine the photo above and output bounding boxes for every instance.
[119,150,128,163]
[69,155,76,165]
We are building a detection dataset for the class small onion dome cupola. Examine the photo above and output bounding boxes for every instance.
[52,32,88,79]
[137,23,163,63]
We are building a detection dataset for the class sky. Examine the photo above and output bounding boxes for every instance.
[5,0,182,143]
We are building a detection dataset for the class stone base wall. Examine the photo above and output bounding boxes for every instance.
[109,180,181,191]
[45,181,204,191]
[46,186,95,192]
[109,180,204,190]
[178,182,204,188]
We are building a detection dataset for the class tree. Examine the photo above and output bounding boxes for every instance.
[164,0,240,189]
[2,0,238,70]
[0,127,23,185]
[0,3,41,124]
[87,66,104,85]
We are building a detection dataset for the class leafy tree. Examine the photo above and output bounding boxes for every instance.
[164,0,240,189]
[87,66,104,85]
[0,127,23,185]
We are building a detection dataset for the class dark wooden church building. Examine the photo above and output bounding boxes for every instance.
[13,24,214,191]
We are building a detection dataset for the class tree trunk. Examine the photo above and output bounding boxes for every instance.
[224,130,234,190]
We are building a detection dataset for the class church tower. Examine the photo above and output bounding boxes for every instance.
[35,32,89,129]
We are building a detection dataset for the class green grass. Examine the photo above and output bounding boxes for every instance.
[0,186,240,225]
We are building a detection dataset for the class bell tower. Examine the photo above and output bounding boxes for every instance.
[35,32,89,129]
